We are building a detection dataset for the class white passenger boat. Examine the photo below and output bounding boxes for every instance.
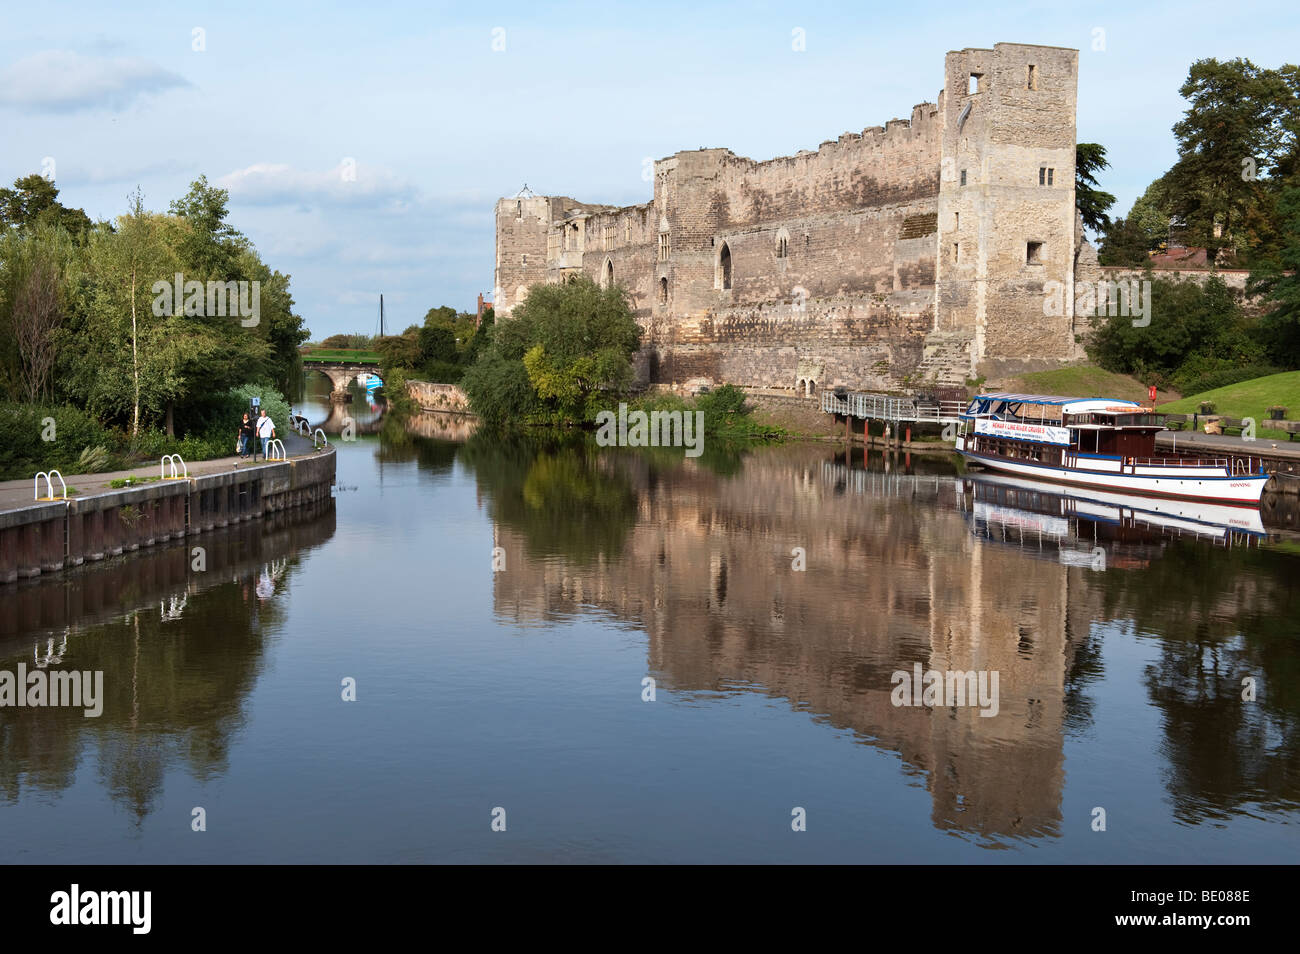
[955,393,1270,507]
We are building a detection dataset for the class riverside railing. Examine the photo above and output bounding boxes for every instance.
[822,390,966,424]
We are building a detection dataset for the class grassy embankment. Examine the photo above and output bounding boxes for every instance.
[301,349,381,364]
[1158,371,1300,441]
[1007,366,1179,404]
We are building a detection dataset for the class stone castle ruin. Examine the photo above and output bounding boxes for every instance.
[494,42,1089,395]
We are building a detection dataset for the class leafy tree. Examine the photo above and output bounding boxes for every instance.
[1129,181,1175,249]
[1249,179,1300,366]
[59,187,278,437]
[318,333,373,349]
[422,305,458,328]
[235,248,309,396]
[376,332,420,372]
[157,178,305,422]
[0,222,78,401]
[418,305,479,364]
[1162,58,1294,265]
[168,175,246,277]
[462,277,640,427]
[1075,143,1116,235]
[1275,64,1300,179]
[1086,275,1260,384]
[0,176,310,459]
[1097,217,1150,267]
[71,190,178,435]
[460,350,537,428]
[0,174,93,238]
[419,324,458,365]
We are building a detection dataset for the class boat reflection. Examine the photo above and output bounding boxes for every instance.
[962,472,1266,568]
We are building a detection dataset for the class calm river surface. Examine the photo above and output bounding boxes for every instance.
[3,393,1298,863]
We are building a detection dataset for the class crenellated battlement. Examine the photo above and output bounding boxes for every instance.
[493,40,1083,393]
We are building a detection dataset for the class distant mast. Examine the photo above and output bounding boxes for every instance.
[379,294,385,338]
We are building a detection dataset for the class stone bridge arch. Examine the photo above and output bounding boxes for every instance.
[306,363,380,402]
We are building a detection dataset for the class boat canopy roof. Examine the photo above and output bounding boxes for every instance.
[966,393,1147,416]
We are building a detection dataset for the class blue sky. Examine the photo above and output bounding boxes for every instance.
[3,1,1297,339]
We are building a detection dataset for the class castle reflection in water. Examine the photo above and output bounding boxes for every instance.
[482,440,1297,844]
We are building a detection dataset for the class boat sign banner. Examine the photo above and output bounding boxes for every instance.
[975,419,1071,445]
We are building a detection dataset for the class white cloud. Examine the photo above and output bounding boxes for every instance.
[217,161,419,210]
[56,157,196,186]
[0,50,190,112]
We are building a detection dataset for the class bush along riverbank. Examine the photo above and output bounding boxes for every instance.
[609,386,786,448]
[452,275,784,453]
[0,384,292,481]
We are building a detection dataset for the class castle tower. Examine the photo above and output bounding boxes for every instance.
[493,185,551,318]
[934,43,1082,377]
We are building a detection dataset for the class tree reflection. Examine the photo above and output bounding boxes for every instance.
[1098,544,1300,820]
[461,432,638,566]
[0,504,332,819]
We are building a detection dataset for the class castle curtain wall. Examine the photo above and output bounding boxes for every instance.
[493,42,1083,392]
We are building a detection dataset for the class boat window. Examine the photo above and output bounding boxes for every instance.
[1112,413,1161,427]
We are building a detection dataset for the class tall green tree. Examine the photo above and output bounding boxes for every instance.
[1249,180,1300,366]
[462,277,641,427]
[1097,216,1151,266]
[162,177,305,423]
[1075,143,1116,234]
[1162,58,1293,265]
[168,175,246,277]
[91,191,177,435]
[1099,181,1178,266]
[0,174,93,237]
[234,247,308,397]
[1130,181,1175,249]
[0,222,79,401]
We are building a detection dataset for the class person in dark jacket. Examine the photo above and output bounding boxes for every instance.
[239,413,256,458]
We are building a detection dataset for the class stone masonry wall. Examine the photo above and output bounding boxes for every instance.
[494,42,1082,395]
[935,44,1083,376]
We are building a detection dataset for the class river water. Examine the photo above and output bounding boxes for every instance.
[2,384,1298,863]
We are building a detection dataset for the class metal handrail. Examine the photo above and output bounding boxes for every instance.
[33,471,65,500]
[823,390,966,422]
[1130,456,1230,469]
[33,469,68,500]
[266,438,287,461]
[161,453,188,479]
[312,427,328,448]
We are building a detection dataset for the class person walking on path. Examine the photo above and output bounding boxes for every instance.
[238,413,255,458]
[256,409,276,460]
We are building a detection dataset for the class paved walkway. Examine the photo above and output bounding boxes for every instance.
[1155,429,1300,460]
[0,432,323,514]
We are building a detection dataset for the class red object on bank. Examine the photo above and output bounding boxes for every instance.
[1148,385,1158,404]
